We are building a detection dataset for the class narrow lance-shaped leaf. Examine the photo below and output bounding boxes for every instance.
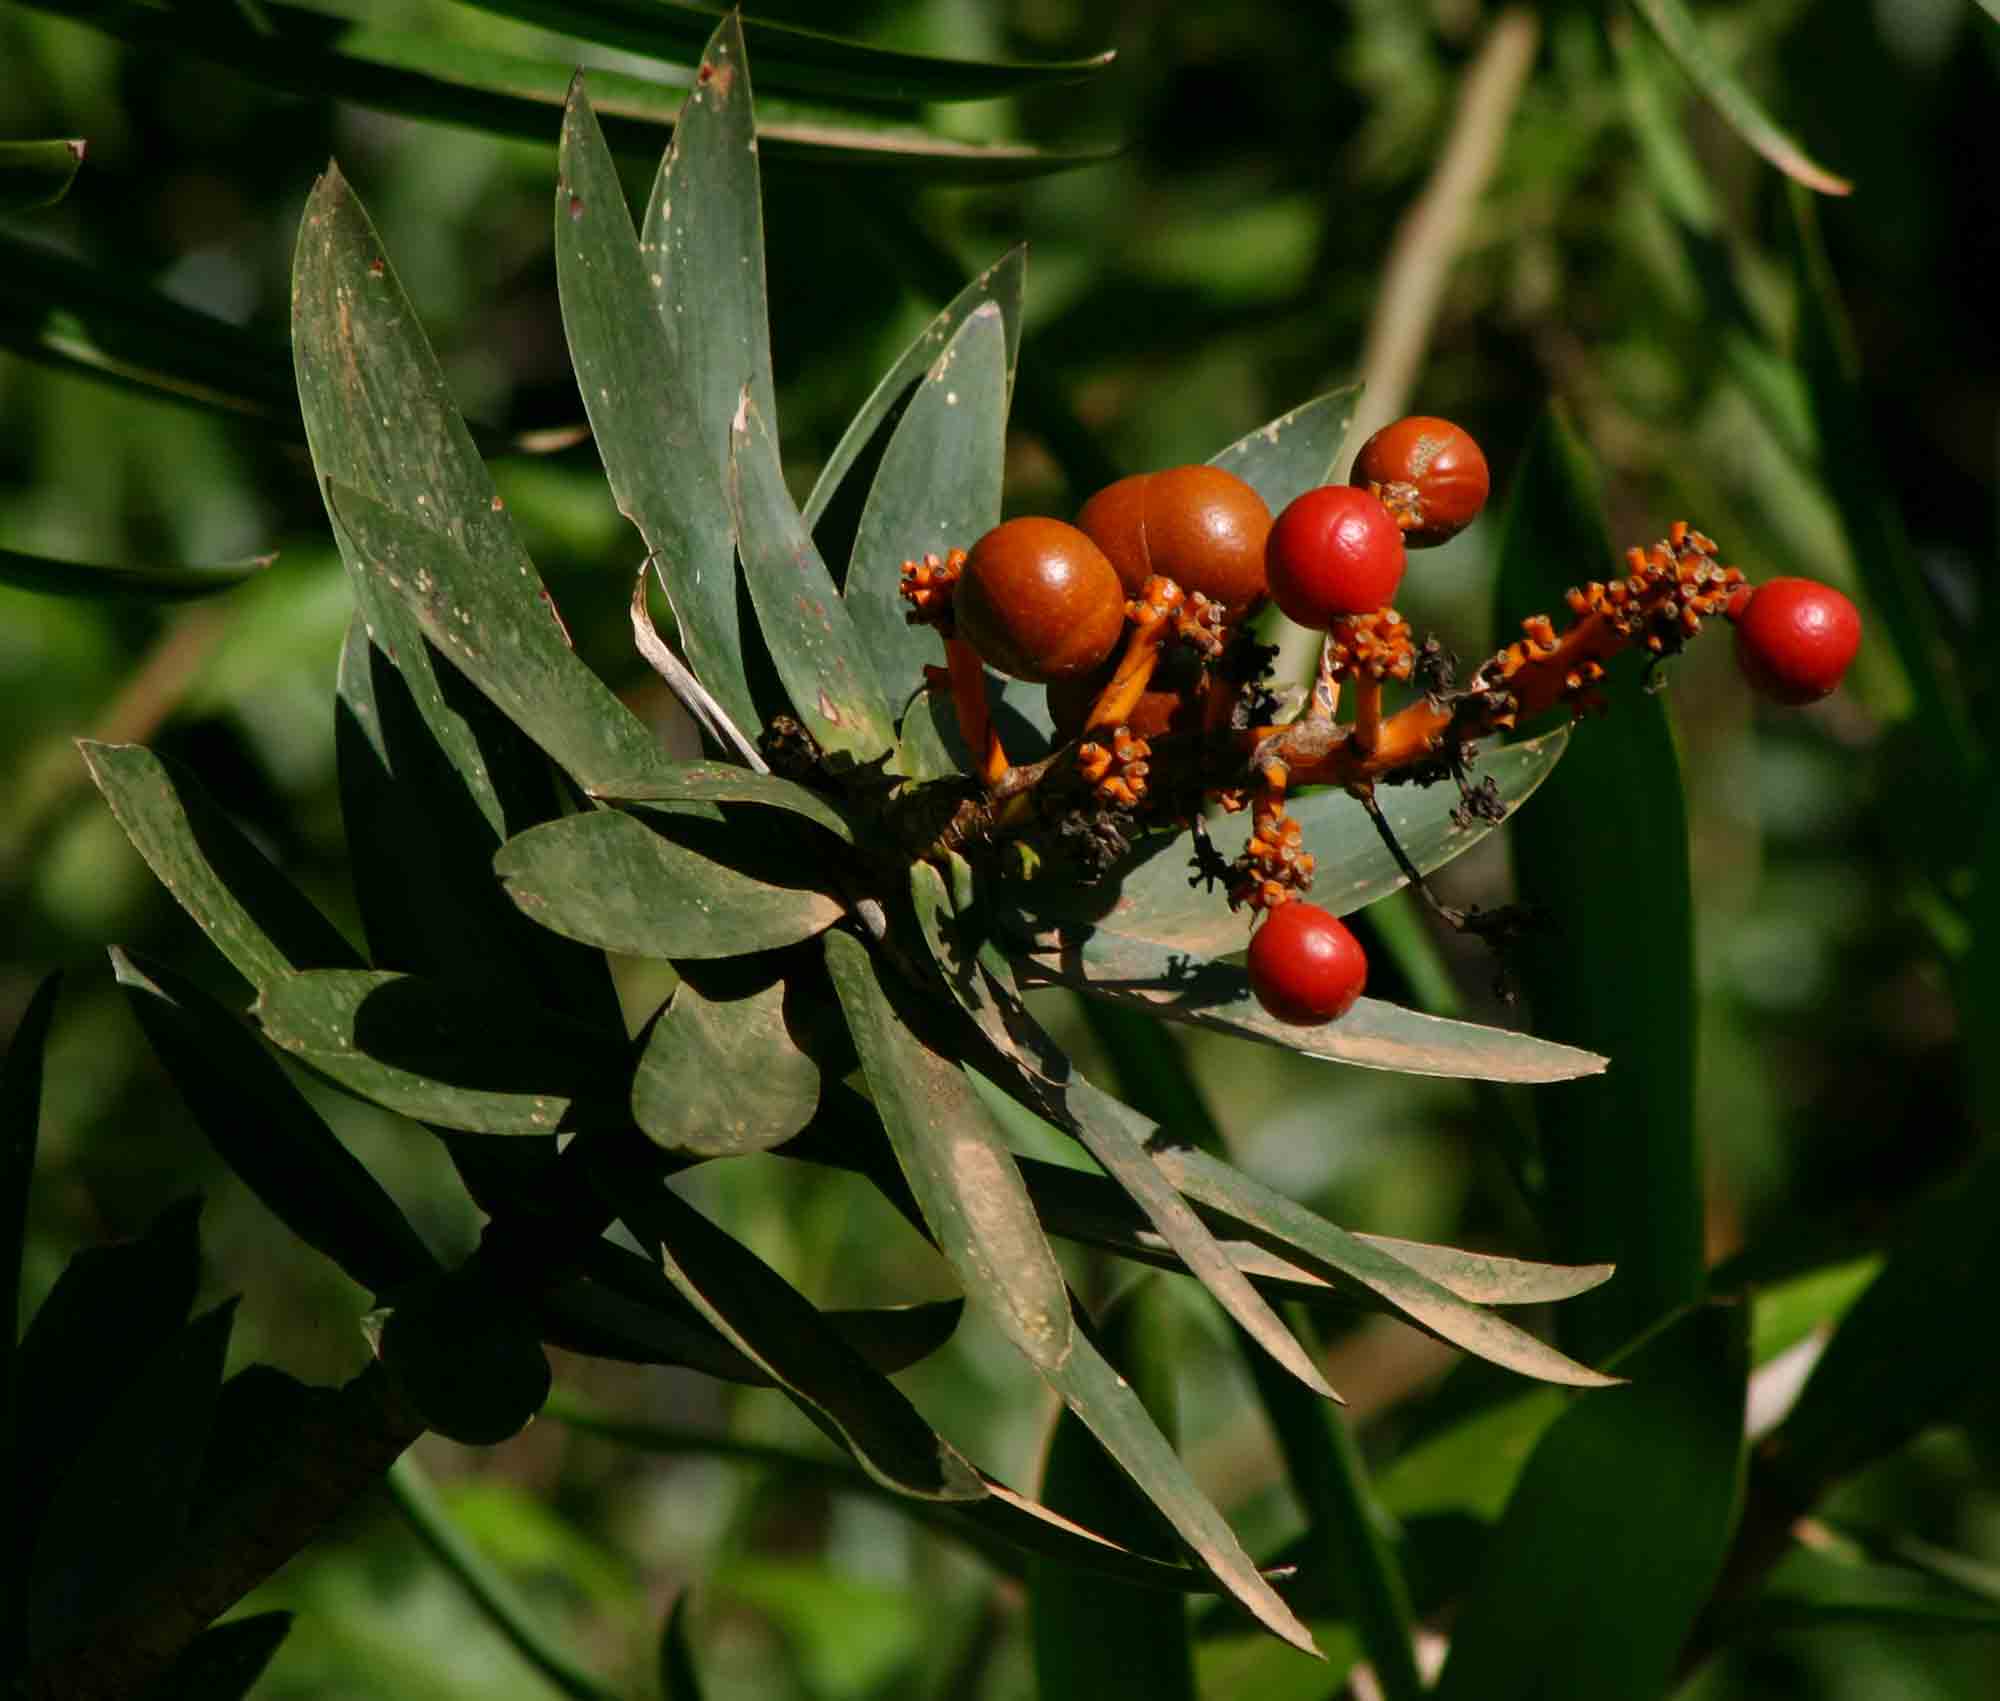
[1006,726,1572,959]
[2,972,61,1492]
[496,808,844,960]
[1208,387,1362,514]
[911,860,1336,1400]
[844,301,1009,709]
[602,1158,988,1503]
[254,968,628,1138]
[806,245,1025,528]
[1154,1144,1619,1390]
[556,76,757,739]
[731,393,898,760]
[0,138,85,213]
[466,0,1113,104]
[661,1592,707,1701]
[1498,408,1701,1361]
[112,951,437,1296]
[28,1302,236,1662]
[1016,930,1605,1084]
[81,741,363,992]
[1431,1303,1749,1701]
[0,544,272,602]
[1624,0,1850,195]
[141,1612,294,1701]
[325,479,674,792]
[27,0,1117,183]
[824,928,1072,1372]
[589,760,856,845]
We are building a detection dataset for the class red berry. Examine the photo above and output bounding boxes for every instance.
[1075,465,1272,617]
[1247,901,1368,1026]
[954,517,1127,684]
[1730,576,1862,707]
[1352,416,1490,548]
[1264,485,1406,628]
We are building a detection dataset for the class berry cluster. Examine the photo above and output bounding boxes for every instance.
[898,416,1863,1028]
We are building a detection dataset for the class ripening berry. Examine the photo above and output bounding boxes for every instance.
[954,517,1127,684]
[1075,465,1273,617]
[1352,416,1490,548]
[1264,485,1407,628]
[1729,576,1862,707]
[1247,901,1368,1025]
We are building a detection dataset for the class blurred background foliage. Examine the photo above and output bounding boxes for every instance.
[4,0,1998,1696]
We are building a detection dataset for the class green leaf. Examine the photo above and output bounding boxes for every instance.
[324,480,675,793]
[81,741,364,992]
[387,1455,619,1701]
[28,1301,235,1661]
[1031,1282,1197,1701]
[555,75,758,739]
[0,138,85,212]
[1430,1303,1749,1701]
[806,245,1025,530]
[1015,930,1605,1084]
[1496,409,1702,1360]
[1374,1387,1568,1525]
[1006,726,1572,961]
[9,1199,203,1570]
[294,164,531,840]
[602,1160,987,1502]
[824,928,1072,1372]
[1151,1146,1619,1389]
[660,1593,706,1701]
[632,975,822,1157]
[844,302,1009,705]
[377,1270,551,1445]
[1,970,60,1546]
[138,1612,294,1701]
[466,0,1113,103]
[111,951,438,1296]
[1768,1148,2000,1494]
[1041,1326,1319,1655]
[1787,186,1982,788]
[495,807,844,960]
[916,865,1336,1401]
[0,542,271,602]
[1725,1549,2000,1640]
[1624,0,1851,195]
[1353,1238,1611,1306]
[1207,387,1362,514]
[335,621,624,1033]
[588,763,855,843]
[253,968,626,1137]
[731,395,899,761]
[31,0,1113,185]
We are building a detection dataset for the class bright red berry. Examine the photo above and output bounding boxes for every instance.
[954,517,1127,684]
[1264,485,1406,629]
[1247,900,1368,1026]
[1352,416,1490,548]
[1729,576,1862,706]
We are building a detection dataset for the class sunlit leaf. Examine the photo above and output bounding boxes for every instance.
[254,968,626,1137]
[845,302,1009,705]
[825,928,1072,1371]
[589,763,854,842]
[1152,1146,1618,1389]
[495,808,844,959]
[1207,387,1362,514]
[81,741,363,993]
[632,975,822,1156]
[1624,0,1850,194]
[1005,726,1571,960]
[806,245,1025,530]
